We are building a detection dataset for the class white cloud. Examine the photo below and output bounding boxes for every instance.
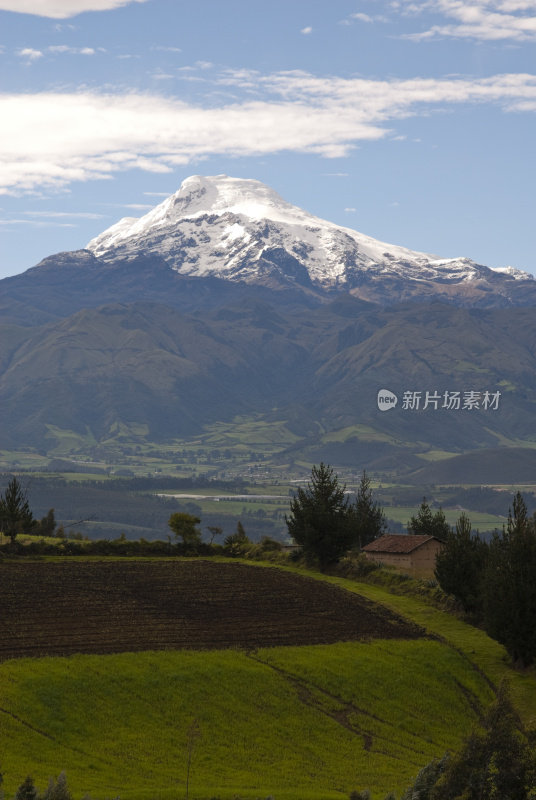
[1,70,535,193]
[48,45,96,54]
[300,26,313,34]
[17,47,44,60]
[0,0,150,18]
[23,210,104,218]
[352,13,374,23]
[400,0,536,41]
[0,218,76,227]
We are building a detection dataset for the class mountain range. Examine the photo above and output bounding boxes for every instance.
[1,174,536,482]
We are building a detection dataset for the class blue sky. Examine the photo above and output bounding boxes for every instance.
[1,0,535,280]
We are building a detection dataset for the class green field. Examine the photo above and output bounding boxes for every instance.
[383,505,506,533]
[0,640,494,800]
[2,559,534,800]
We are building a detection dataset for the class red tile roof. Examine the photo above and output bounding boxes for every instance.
[362,534,440,554]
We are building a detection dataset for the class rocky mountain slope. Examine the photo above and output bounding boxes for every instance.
[1,175,535,478]
[86,174,535,307]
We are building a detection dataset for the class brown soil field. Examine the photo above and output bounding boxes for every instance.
[0,560,423,659]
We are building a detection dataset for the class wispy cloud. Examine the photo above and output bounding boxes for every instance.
[0,0,150,18]
[340,10,388,25]
[48,45,97,55]
[17,47,43,61]
[300,26,313,35]
[0,218,76,228]
[152,46,182,53]
[22,210,105,218]
[1,70,535,193]
[399,0,536,41]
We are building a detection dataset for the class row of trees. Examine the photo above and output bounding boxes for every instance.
[435,491,536,666]
[0,772,73,800]
[284,464,457,570]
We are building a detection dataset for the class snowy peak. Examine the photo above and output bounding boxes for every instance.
[86,174,534,303]
[89,175,309,253]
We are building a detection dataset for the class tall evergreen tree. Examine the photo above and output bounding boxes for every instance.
[15,777,38,800]
[286,463,356,568]
[434,512,488,616]
[482,492,536,666]
[41,773,72,800]
[408,498,450,542]
[354,470,386,548]
[0,476,34,543]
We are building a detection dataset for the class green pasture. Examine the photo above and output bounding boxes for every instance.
[0,637,494,800]
[383,505,506,532]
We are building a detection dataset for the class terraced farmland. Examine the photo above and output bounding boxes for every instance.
[0,559,422,659]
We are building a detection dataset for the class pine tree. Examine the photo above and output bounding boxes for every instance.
[15,776,38,800]
[354,470,386,549]
[0,476,34,543]
[286,463,357,568]
[482,492,536,666]
[408,498,450,542]
[434,512,488,616]
[41,773,73,800]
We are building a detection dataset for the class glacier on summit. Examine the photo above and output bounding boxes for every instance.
[87,174,533,299]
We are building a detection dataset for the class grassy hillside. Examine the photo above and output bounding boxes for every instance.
[1,559,535,800]
[0,639,494,800]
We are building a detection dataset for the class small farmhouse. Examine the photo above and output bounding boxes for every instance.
[362,534,444,577]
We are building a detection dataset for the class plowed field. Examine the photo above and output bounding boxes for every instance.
[0,560,423,659]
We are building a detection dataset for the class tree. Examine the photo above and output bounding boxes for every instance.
[206,525,223,546]
[354,470,386,549]
[434,512,488,616]
[168,513,202,552]
[41,773,73,800]
[36,508,56,538]
[401,754,450,800]
[15,777,38,800]
[0,477,34,543]
[223,521,250,556]
[481,492,536,666]
[399,685,536,800]
[286,463,357,568]
[430,684,536,800]
[408,498,450,542]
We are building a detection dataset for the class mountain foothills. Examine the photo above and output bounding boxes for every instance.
[1,175,536,479]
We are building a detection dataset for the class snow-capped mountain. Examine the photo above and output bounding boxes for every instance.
[87,175,533,303]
